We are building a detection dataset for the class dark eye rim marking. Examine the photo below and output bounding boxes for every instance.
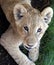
[24,26,29,32]
[37,28,42,32]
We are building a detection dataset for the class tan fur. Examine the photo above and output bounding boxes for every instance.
[0,0,53,65]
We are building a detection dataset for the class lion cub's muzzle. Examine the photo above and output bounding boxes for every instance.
[23,35,38,50]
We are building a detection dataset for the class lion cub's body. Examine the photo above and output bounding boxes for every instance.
[0,0,53,65]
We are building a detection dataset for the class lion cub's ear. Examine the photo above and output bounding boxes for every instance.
[13,4,27,21]
[41,7,53,24]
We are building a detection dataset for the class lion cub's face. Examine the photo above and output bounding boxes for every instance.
[13,4,53,50]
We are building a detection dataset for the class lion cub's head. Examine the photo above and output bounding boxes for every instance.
[12,4,53,50]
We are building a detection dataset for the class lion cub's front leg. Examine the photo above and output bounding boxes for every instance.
[5,45,35,65]
[29,42,40,62]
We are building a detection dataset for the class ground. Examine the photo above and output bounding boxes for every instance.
[0,0,54,65]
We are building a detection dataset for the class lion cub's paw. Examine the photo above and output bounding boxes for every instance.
[29,53,39,62]
[29,48,39,62]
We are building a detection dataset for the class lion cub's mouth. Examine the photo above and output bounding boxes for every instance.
[25,45,32,50]
[23,44,33,50]
[24,45,32,50]
[23,42,38,50]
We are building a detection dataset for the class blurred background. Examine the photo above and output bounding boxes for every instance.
[0,0,54,65]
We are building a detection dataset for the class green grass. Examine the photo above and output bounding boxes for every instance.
[35,0,54,65]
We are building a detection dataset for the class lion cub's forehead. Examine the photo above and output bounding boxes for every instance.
[23,12,41,29]
[25,5,40,26]
[23,13,40,29]
[19,8,40,27]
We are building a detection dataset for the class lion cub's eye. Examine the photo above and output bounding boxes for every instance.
[24,26,29,32]
[37,28,42,32]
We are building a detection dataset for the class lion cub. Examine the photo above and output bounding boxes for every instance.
[0,0,53,65]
